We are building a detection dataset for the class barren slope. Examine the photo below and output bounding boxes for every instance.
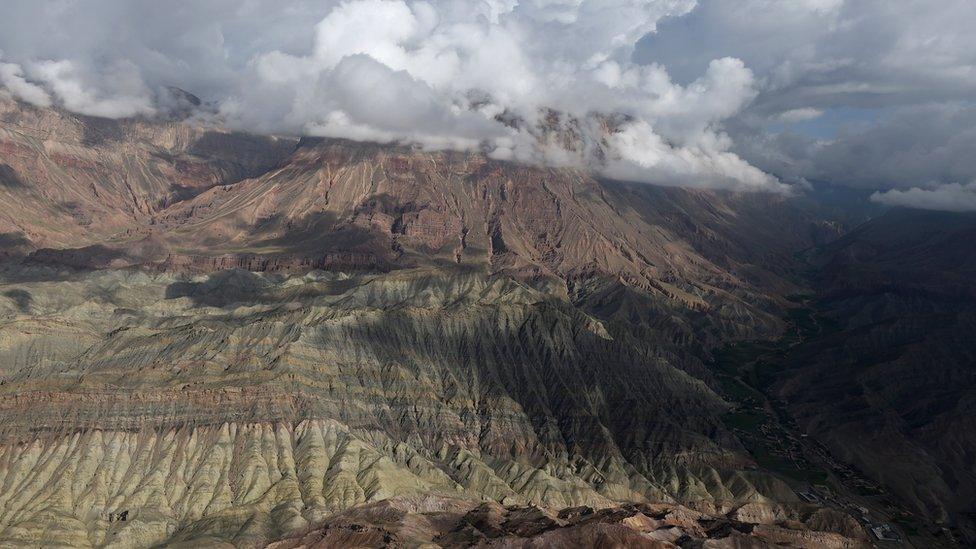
[0,93,296,250]
[0,265,830,547]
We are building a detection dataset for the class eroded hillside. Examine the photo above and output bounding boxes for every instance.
[0,264,880,547]
[0,95,955,547]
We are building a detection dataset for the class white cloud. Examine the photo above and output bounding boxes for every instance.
[0,0,784,192]
[29,59,155,118]
[871,182,976,212]
[602,120,789,192]
[220,0,778,190]
[776,108,823,123]
[0,55,50,107]
[0,0,973,197]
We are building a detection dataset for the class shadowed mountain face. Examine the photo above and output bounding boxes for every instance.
[0,96,969,547]
[771,209,976,542]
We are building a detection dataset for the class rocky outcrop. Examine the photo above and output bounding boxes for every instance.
[265,497,869,549]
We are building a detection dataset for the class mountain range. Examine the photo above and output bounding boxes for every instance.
[0,93,973,548]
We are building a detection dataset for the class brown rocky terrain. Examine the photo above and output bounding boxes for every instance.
[0,93,296,250]
[0,93,967,547]
[265,496,869,549]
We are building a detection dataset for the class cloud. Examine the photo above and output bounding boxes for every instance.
[641,0,976,115]
[602,120,787,192]
[871,182,976,213]
[0,55,50,107]
[0,0,973,197]
[28,59,156,118]
[639,0,976,197]
[732,103,976,193]
[0,0,784,192]
[221,0,772,190]
[776,108,823,123]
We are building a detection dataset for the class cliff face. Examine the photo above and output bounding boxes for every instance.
[0,96,884,548]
